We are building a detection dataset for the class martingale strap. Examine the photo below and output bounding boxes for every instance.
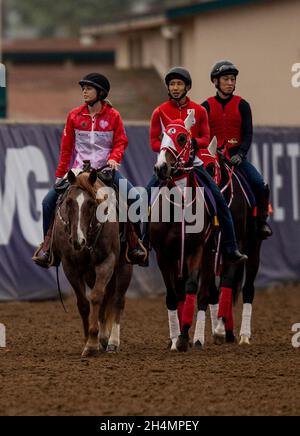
[223,163,256,209]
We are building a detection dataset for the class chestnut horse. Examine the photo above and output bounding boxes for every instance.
[52,169,133,357]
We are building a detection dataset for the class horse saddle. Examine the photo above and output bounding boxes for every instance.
[54,166,115,195]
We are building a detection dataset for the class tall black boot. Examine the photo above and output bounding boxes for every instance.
[256,184,273,239]
[128,222,148,266]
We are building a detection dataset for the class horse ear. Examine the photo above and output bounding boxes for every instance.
[67,170,76,184]
[160,110,172,130]
[208,136,217,156]
[184,111,195,131]
[88,169,97,185]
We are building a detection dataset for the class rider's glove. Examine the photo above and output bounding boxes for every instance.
[230,153,243,166]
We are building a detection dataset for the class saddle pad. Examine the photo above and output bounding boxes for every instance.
[194,173,217,217]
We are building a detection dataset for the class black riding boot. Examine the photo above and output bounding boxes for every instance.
[128,222,148,267]
[256,184,273,239]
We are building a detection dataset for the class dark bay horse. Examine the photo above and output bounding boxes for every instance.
[52,169,133,357]
[150,112,211,352]
[195,142,262,346]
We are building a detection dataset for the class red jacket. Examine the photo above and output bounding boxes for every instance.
[206,95,242,149]
[56,102,128,178]
[150,97,210,156]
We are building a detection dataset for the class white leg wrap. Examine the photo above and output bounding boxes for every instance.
[215,317,225,336]
[193,310,206,345]
[168,310,180,340]
[209,304,219,334]
[108,323,120,346]
[240,303,252,338]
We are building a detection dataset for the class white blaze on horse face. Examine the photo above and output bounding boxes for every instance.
[76,192,85,244]
[156,132,175,168]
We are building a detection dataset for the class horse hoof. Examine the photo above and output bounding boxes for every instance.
[194,340,204,350]
[213,333,226,345]
[239,335,250,345]
[99,338,109,350]
[106,344,119,353]
[226,330,237,343]
[81,345,100,358]
[176,334,189,352]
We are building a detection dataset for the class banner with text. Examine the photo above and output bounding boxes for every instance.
[0,124,298,300]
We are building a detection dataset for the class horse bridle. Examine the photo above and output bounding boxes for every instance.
[161,143,194,176]
[56,186,104,253]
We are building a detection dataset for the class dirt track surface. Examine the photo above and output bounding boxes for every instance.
[0,285,299,416]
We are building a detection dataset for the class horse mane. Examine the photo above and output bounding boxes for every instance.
[75,172,106,203]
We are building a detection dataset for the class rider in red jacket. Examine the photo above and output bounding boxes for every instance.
[150,97,210,154]
[33,73,147,267]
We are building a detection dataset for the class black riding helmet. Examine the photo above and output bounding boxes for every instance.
[79,73,110,101]
[165,67,192,88]
[165,67,192,101]
[210,60,239,82]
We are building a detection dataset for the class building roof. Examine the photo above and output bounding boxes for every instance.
[82,0,263,35]
[166,0,264,19]
[2,38,115,64]
[2,37,114,53]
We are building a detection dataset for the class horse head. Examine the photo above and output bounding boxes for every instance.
[154,111,195,181]
[65,169,105,251]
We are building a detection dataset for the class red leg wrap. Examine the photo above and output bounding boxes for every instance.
[225,305,234,331]
[181,294,196,329]
[218,287,232,321]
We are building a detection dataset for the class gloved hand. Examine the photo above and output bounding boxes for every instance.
[230,153,243,166]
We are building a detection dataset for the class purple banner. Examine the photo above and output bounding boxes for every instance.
[0,123,299,300]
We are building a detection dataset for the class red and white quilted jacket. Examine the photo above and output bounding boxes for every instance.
[55,102,128,178]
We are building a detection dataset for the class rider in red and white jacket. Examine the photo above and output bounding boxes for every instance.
[33,73,147,268]
[56,101,128,178]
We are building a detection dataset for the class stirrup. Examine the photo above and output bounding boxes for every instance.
[125,239,148,265]
[32,243,58,268]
